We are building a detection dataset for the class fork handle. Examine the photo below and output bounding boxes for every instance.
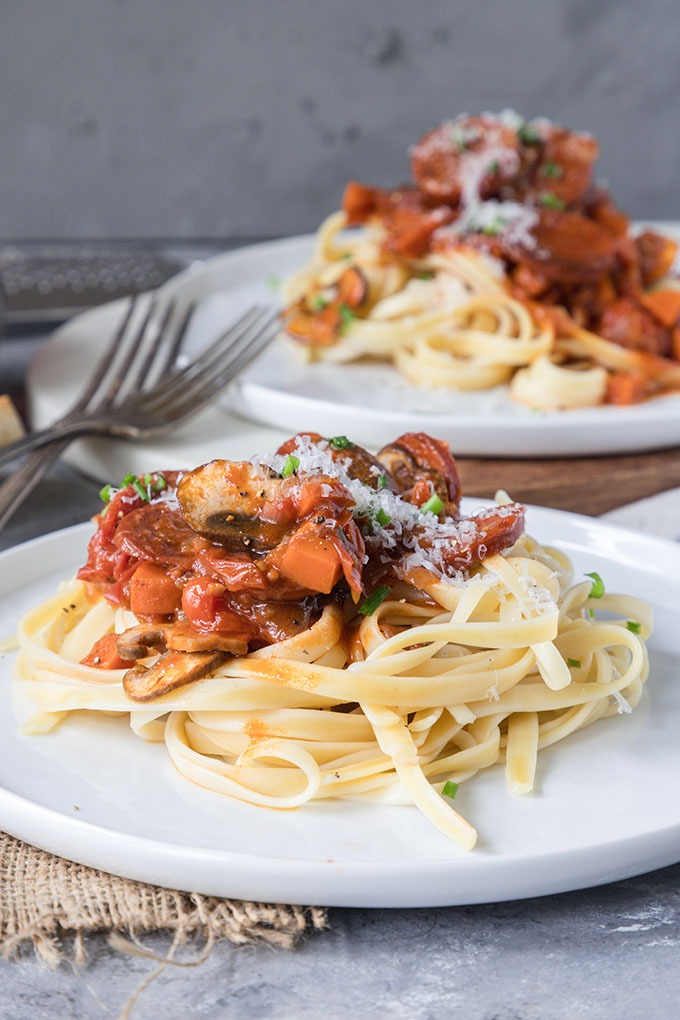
[0,418,114,469]
[0,442,71,531]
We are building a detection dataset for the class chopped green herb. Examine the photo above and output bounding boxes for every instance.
[538,191,566,211]
[131,478,150,502]
[374,508,391,527]
[281,454,300,478]
[151,473,167,493]
[541,161,563,179]
[338,303,356,334]
[358,584,391,617]
[99,484,113,503]
[442,780,459,799]
[567,658,582,669]
[377,474,389,490]
[340,251,353,260]
[518,123,542,145]
[310,294,329,311]
[121,473,136,488]
[626,620,642,634]
[481,216,506,236]
[487,160,500,175]
[416,270,435,280]
[267,275,281,291]
[329,435,352,450]
[587,607,595,620]
[453,127,468,153]
[421,493,444,516]
[585,571,605,599]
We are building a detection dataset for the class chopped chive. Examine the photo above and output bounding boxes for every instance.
[281,454,300,478]
[442,780,459,799]
[374,508,391,527]
[541,161,563,179]
[626,620,642,634]
[99,484,113,503]
[310,294,328,310]
[377,474,389,490]
[338,303,356,334]
[567,658,582,669]
[267,275,281,290]
[340,251,353,260]
[131,478,150,502]
[481,216,505,236]
[416,270,435,280]
[151,473,167,492]
[518,123,542,145]
[421,493,444,516]
[358,584,391,617]
[121,473,136,487]
[538,191,566,210]
[587,607,595,620]
[329,435,352,450]
[453,127,468,153]
[487,160,500,175]
[585,571,605,599]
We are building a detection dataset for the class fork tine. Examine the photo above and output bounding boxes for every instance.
[69,296,138,413]
[119,297,178,393]
[139,306,269,410]
[156,311,278,421]
[155,301,197,378]
[84,292,161,409]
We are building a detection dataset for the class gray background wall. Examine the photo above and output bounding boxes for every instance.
[1,0,679,240]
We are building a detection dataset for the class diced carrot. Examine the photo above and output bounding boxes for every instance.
[605,371,649,405]
[409,478,433,507]
[640,290,680,328]
[129,562,181,616]
[278,526,343,594]
[81,633,136,670]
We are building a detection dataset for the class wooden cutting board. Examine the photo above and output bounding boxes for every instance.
[458,446,680,516]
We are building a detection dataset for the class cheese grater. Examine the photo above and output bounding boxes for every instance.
[1,243,186,327]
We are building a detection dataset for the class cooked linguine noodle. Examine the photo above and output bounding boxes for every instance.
[14,434,651,850]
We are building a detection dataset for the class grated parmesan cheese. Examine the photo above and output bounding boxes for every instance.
[252,436,519,584]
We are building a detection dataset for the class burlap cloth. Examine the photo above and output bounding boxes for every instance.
[0,831,327,965]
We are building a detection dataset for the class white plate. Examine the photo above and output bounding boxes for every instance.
[27,228,680,468]
[2,507,680,907]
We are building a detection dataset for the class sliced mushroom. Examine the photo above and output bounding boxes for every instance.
[164,625,249,655]
[177,460,287,551]
[123,650,227,702]
[115,625,167,660]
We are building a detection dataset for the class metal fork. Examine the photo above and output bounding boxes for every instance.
[0,298,277,527]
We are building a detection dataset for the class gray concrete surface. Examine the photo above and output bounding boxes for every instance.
[2,871,680,1020]
[1,0,680,240]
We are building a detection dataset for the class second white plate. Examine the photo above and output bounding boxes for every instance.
[27,231,680,466]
